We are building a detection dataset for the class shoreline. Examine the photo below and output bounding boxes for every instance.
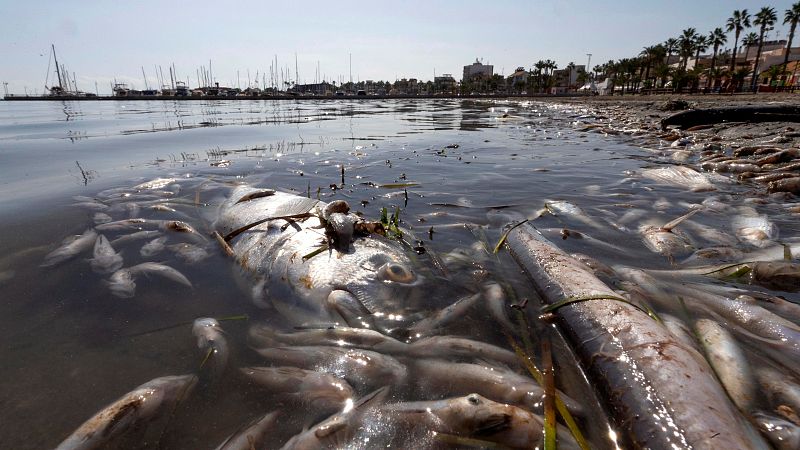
[568,94,800,200]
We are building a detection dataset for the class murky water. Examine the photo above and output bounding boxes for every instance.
[1,99,798,449]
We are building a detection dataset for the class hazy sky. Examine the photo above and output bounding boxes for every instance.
[1,0,798,95]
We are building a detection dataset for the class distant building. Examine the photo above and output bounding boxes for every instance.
[507,67,529,88]
[551,64,585,91]
[463,59,494,82]
[292,82,334,95]
[391,78,420,95]
[434,74,456,92]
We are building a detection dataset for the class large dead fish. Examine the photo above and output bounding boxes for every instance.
[214,187,432,332]
[54,374,197,450]
[505,223,768,449]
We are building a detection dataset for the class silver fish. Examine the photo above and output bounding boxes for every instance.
[133,177,177,190]
[110,230,162,247]
[640,165,715,192]
[732,215,779,248]
[378,393,580,450]
[214,187,428,331]
[168,242,209,264]
[140,236,168,257]
[279,387,388,450]
[89,235,123,274]
[42,228,98,267]
[107,262,192,298]
[695,319,756,412]
[214,411,279,450]
[192,318,229,380]
[92,212,112,225]
[409,359,583,416]
[638,209,698,262]
[241,366,354,413]
[255,346,407,390]
[248,324,408,354]
[54,374,197,450]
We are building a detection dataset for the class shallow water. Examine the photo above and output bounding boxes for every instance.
[1,99,798,449]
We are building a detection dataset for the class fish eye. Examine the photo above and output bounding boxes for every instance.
[378,263,415,283]
[467,394,481,405]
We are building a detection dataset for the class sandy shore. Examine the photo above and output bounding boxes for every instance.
[551,94,800,200]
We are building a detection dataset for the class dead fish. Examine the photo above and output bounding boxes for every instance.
[241,366,354,413]
[255,346,407,390]
[248,324,408,354]
[732,215,778,248]
[756,366,800,417]
[72,201,109,212]
[544,200,598,228]
[409,359,583,416]
[279,387,388,450]
[682,220,739,247]
[92,213,112,225]
[751,412,800,450]
[695,319,756,412]
[107,262,192,298]
[42,228,98,267]
[681,246,744,265]
[133,177,177,190]
[168,243,209,264]
[639,209,698,262]
[378,393,580,450]
[193,318,229,380]
[215,187,430,331]
[768,176,800,194]
[89,235,123,274]
[214,411,279,450]
[641,165,715,192]
[54,374,197,450]
[405,335,520,367]
[507,225,769,449]
[749,261,800,292]
[110,230,162,247]
[140,236,168,257]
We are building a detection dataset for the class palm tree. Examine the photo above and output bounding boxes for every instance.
[752,6,778,92]
[726,9,751,72]
[664,38,679,65]
[679,28,698,70]
[708,28,728,73]
[693,34,710,69]
[784,2,800,67]
[742,32,759,62]
[644,45,666,88]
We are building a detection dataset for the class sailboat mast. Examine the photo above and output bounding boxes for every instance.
[142,66,149,90]
[52,44,63,90]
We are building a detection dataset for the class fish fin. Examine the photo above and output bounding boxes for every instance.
[661,208,699,231]
[353,386,390,411]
